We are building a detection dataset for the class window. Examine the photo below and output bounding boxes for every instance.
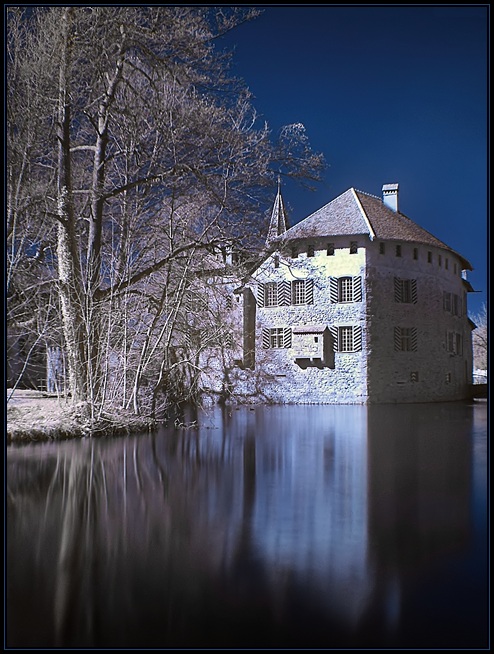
[446,331,463,355]
[307,244,315,257]
[339,326,354,352]
[271,328,284,348]
[291,247,298,258]
[274,255,279,269]
[396,244,402,257]
[338,277,354,303]
[427,251,432,263]
[257,280,313,307]
[350,241,358,254]
[379,243,386,255]
[443,291,461,316]
[394,327,418,352]
[225,296,233,309]
[454,263,458,275]
[292,280,307,305]
[329,325,363,352]
[330,276,362,303]
[327,242,335,256]
[413,248,418,260]
[394,278,417,304]
[264,282,278,307]
[438,255,442,267]
[445,258,449,270]
[410,371,419,382]
[452,293,461,316]
[262,327,291,349]
[445,372,452,383]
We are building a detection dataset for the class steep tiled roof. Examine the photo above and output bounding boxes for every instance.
[282,189,368,239]
[277,187,472,269]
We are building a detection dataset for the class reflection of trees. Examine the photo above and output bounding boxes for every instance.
[7,404,483,648]
[7,424,262,647]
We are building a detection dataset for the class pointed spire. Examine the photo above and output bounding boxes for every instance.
[266,176,289,245]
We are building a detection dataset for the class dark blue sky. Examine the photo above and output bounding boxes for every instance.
[219,5,488,317]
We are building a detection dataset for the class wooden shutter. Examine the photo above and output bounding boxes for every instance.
[410,327,418,351]
[283,328,292,348]
[394,277,402,303]
[262,328,270,349]
[394,327,402,351]
[256,283,265,307]
[352,276,362,302]
[411,279,417,304]
[329,277,338,303]
[353,326,362,351]
[278,280,291,306]
[329,326,339,352]
[305,279,314,304]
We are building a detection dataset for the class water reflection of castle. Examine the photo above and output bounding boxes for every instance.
[6,403,478,648]
[201,404,473,632]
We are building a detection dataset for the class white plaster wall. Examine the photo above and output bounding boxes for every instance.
[235,239,369,404]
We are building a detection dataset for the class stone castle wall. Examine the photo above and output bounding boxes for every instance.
[199,236,473,405]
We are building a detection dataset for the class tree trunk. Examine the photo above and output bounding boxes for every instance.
[56,8,88,403]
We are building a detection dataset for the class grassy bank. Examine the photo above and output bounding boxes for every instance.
[6,390,155,444]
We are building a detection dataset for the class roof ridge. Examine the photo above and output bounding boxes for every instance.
[354,188,381,201]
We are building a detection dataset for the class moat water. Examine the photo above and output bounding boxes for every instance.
[6,402,488,649]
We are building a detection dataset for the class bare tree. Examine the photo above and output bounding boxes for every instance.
[7,7,325,420]
[472,303,487,372]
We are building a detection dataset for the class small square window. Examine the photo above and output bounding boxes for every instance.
[427,251,432,263]
[396,244,402,257]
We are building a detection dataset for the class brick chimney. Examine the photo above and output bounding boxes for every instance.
[382,183,399,212]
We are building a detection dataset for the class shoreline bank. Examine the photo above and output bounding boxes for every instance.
[6,389,155,444]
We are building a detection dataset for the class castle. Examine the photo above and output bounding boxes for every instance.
[199,183,476,404]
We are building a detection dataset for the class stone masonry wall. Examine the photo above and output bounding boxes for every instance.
[365,239,473,403]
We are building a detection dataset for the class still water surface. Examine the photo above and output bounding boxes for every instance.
[7,402,488,648]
